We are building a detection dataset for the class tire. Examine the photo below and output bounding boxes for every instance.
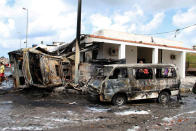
[112,94,127,106]
[158,92,170,104]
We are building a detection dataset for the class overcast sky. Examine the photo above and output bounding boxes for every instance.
[1,0,196,57]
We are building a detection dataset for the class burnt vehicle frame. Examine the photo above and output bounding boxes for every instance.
[9,48,71,88]
[8,35,126,89]
[87,64,181,105]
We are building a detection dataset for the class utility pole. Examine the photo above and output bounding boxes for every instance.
[75,0,82,84]
[23,8,28,48]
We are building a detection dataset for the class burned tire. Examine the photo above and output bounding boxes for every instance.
[112,94,127,106]
[158,92,170,104]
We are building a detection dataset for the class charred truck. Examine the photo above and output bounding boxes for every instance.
[9,45,71,88]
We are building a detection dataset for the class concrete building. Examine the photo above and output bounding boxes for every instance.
[81,30,196,78]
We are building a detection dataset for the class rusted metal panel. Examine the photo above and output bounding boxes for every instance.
[8,48,70,88]
[13,58,20,88]
[47,58,62,85]
[40,56,50,85]
[79,63,95,82]
[23,51,33,85]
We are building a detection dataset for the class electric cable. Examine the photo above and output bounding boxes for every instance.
[138,23,196,36]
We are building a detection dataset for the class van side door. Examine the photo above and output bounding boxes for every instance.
[129,67,156,100]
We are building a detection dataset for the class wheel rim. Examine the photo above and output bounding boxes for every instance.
[116,96,124,105]
[160,95,168,103]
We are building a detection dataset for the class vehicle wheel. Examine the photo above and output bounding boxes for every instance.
[112,94,127,106]
[158,92,170,104]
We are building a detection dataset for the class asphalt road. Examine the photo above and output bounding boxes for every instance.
[0,88,195,131]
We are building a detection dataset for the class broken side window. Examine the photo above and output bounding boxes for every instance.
[155,68,176,78]
[109,68,128,79]
[133,68,153,80]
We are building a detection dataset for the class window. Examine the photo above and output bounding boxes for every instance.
[156,68,176,78]
[133,68,153,80]
[109,68,128,79]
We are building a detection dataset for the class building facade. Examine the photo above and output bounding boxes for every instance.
[81,30,196,78]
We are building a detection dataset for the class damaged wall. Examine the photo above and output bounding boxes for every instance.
[162,50,186,78]
[97,43,120,60]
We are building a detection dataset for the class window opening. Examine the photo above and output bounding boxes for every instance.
[156,68,176,78]
[109,68,128,79]
[134,68,153,79]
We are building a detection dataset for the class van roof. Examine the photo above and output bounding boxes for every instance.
[104,64,176,68]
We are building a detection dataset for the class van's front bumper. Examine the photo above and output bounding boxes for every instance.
[87,92,100,102]
[87,87,100,102]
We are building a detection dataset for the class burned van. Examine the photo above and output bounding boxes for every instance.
[87,64,181,105]
[9,48,71,88]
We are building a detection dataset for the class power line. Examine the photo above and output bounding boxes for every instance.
[139,23,196,36]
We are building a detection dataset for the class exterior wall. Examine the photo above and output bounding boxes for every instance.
[83,31,193,79]
[79,63,96,81]
[162,50,181,65]
[126,46,137,64]
[97,43,120,59]
[162,50,186,78]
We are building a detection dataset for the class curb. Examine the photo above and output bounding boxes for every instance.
[180,87,192,93]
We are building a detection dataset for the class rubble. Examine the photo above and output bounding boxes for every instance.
[8,35,126,90]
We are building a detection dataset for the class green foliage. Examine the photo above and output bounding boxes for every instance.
[186,53,196,68]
